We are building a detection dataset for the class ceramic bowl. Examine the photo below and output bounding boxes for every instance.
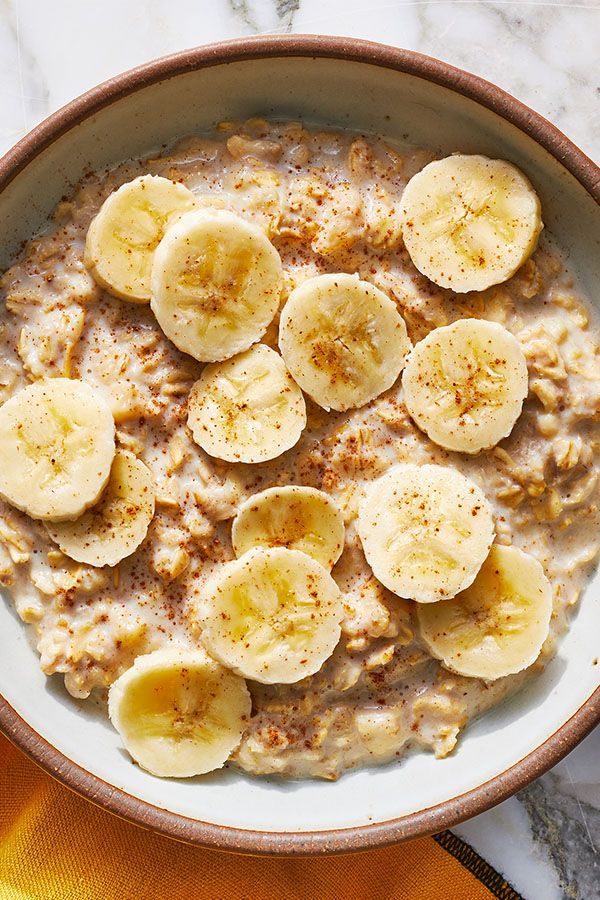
[0,35,598,854]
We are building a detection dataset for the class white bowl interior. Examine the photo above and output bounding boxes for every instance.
[1,55,599,834]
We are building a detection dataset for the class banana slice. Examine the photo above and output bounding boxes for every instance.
[403,318,529,453]
[416,544,553,680]
[401,155,542,292]
[150,208,283,362]
[194,546,343,684]
[187,344,306,464]
[45,450,155,567]
[0,378,115,522]
[108,647,251,778]
[358,463,494,603]
[231,485,345,569]
[84,175,197,302]
[279,273,411,412]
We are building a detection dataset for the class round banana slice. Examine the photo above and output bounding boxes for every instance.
[279,273,411,412]
[403,318,529,454]
[401,155,542,292]
[195,546,343,684]
[187,344,306,464]
[150,208,283,362]
[108,647,251,778]
[0,378,115,522]
[358,463,494,603]
[84,175,197,302]
[231,485,345,569]
[45,450,155,567]
[416,544,553,680]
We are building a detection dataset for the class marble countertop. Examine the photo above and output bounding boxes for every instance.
[0,1,598,897]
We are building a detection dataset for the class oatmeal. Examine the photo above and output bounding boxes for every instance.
[0,119,598,780]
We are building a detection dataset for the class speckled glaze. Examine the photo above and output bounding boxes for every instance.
[0,35,598,854]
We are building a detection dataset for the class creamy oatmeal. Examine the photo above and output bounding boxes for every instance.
[0,118,598,780]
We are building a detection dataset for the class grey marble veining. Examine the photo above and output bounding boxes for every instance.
[229,0,300,32]
[520,774,599,897]
[455,728,600,899]
[0,2,598,898]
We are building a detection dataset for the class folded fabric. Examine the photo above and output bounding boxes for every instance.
[0,734,520,900]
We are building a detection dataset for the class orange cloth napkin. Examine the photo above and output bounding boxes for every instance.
[0,733,518,900]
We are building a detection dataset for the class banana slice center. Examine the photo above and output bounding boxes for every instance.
[436,185,516,265]
[225,571,316,651]
[456,588,532,644]
[218,366,282,414]
[17,404,91,484]
[113,201,172,256]
[310,301,384,387]
[430,342,507,422]
[176,245,254,316]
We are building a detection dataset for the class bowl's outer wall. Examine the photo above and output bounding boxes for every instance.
[0,48,599,853]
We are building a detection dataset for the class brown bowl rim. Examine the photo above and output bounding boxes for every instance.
[0,34,598,856]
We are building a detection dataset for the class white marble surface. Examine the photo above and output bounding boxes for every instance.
[0,1,598,898]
